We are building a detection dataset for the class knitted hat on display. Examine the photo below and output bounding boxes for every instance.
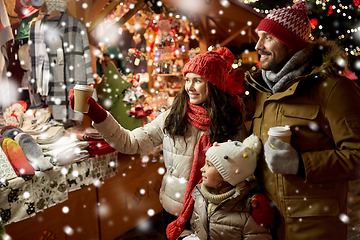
[256,0,311,51]
[205,134,262,186]
[15,0,39,19]
[21,0,46,7]
[103,45,123,60]
[182,47,234,92]
[21,0,33,7]
[12,100,28,113]
[45,0,67,13]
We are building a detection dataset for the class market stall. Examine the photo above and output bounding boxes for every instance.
[0,0,264,239]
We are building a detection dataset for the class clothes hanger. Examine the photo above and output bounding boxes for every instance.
[46,10,62,20]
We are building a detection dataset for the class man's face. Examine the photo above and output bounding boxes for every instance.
[255,30,295,73]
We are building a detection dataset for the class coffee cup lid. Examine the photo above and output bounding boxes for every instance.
[74,85,93,91]
[268,125,292,137]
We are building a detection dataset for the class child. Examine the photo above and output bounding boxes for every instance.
[177,134,273,240]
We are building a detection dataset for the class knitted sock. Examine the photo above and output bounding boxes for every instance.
[1,137,35,180]
[15,133,53,172]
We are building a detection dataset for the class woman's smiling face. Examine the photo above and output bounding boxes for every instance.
[185,72,208,105]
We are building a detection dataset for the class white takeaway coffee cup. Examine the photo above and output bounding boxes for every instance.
[73,85,94,113]
[267,125,292,143]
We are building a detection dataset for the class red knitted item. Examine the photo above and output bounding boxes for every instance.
[1,137,35,179]
[69,89,107,124]
[13,100,28,112]
[182,47,234,92]
[85,98,108,124]
[15,0,39,19]
[166,102,211,240]
[226,68,245,95]
[256,0,311,51]
[226,69,244,113]
[251,193,275,227]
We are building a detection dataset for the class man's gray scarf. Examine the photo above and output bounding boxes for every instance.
[262,44,314,93]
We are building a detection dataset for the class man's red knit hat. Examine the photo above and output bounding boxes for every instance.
[182,47,234,92]
[256,0,311,51]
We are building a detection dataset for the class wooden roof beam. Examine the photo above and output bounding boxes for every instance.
[193,14,210,53]
[117,0,146,27]
[220,25,248,47]
[87,0,126,33]
[207,16,228,36]
[87,0,146,47]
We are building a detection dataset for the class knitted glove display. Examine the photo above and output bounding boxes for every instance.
[15,133,53,172]
[264,136,299,175]
[69,89,107,124]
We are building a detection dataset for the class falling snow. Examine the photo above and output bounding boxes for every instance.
[23,191,30,199]
[64,225,74,235]
[158,167,165,175]
[93,179,102,188]
[336,57,346,68]
[147,209,155,216]
[340,213,350,224]
[309,122,320,131]
[62,206,69,214]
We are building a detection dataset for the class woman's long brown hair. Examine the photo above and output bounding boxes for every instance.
[163,81,245,143]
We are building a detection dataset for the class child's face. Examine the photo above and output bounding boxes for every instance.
[185,72,208,105]
[201,157,224,189]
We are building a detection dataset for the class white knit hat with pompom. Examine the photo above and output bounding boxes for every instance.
[205,134,262,186]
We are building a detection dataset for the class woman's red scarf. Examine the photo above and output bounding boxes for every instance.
[166,101,211,240]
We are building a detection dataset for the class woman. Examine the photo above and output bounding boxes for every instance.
[69,47,247,238]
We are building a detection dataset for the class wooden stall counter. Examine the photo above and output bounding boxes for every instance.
[4,151,165,240]
[98,152,165,240]
[5,185,100,240]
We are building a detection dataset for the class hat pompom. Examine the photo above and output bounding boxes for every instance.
[292,0,309,15]
[216,47,234,70]
[242,134,262,155]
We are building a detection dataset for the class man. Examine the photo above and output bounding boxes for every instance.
[245,1,360,239]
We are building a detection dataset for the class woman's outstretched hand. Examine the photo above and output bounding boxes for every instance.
[69,89,107,124]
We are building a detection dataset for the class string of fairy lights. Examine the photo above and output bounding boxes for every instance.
[248,0,360,56]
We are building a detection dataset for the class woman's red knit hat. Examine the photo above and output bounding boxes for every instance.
[182,47,234,92]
